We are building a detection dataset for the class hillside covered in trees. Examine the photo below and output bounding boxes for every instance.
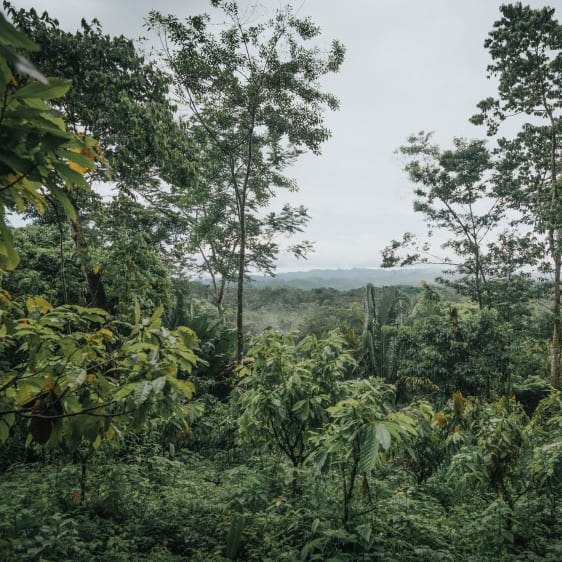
[1,1,562,560]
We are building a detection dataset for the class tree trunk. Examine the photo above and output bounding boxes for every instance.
[68,214,108,311]
[474,246,483,308]
[211,275,227,325]
[234,111,254,363]
[551,248,561,389]
[236,212,245,362]
[549,129,560,390]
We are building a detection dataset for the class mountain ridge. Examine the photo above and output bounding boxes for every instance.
[247,267,445,290]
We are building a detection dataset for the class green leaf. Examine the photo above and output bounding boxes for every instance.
[14,78,71,100]
[113,382,136,401]
[68,369,87,390]
[0,13,39,51]
[359,425,380,473]
[0,420,9,442]
[0,215,20,270]
[151,376,167,395]
[126,342,159,353]
[0,152,33,175]
[52,161,89,189]
[134,300,141,327]
[149,305,164,329]
[47,186,77,220]
[132,381,152,406]
[63,396,83,414]
[64,148,96,171]
[375,423,391,451]
[16,383,41,405]
[14,53,47,82]
[166,375,195,398]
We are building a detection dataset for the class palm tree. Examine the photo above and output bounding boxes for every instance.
[361,284,410,381]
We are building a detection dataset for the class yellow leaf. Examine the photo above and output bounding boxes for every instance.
[175,379,195,398]
[42,375,55,392]
[79,147,95,161]
[93,434,102,449]
[68,160,88,175]
[97,328,112,338]
[67,147,96,175]
[26,296,51,314]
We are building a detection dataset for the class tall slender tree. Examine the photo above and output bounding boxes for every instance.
[471,3,562,389]
[148,1,345,360]
[382,133,513,309]
[164,134,312,321]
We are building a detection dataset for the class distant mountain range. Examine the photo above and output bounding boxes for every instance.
[247,267,446,290]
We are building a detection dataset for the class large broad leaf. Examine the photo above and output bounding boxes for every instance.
[13,53,47,83]
[151,376,167,395]
[64,147,96,174]
[52,160,89,189]
[175,325,200,349]
[14,77,70,100]
[67,369,87,390]
[0,13,38,51]
[16,383,42,405]
[132,381,153,406]
[375,423,392,451]
[0,215,20,271]
[126,342,159,353]
[149,305,164,329]
[0,52,11,89]
[26,296,51,314]
[47,185,77,220]
[359,424,380,473]
[113,382,136,401]
[166,376,195,398]
[0,420,10,443]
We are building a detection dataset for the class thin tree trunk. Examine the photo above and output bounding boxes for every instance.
[236,210,245,362]
[209,270,227,324]
[549,126,560,390]
[234,111,255,363]
[68,214,108,311]
[49,200,69,305]
[547,238,561,387]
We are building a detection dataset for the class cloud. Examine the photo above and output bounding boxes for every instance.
[8,0,551,271]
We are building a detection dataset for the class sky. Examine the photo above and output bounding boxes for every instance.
[6,0,562,272]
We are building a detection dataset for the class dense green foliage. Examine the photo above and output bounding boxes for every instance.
[1,2,562,561]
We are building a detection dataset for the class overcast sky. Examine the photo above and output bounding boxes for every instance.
[7,0,562,271]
